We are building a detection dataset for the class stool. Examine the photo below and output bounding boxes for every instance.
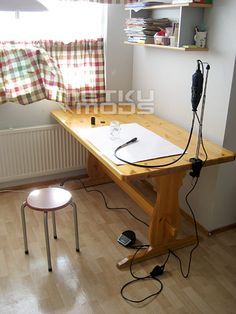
[21,187,80,272]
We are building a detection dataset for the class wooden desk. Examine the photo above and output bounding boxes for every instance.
[51,109,235,268]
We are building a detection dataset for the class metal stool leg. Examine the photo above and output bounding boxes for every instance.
[71,201,80,252]
[52,211,57,239]
[21,201,29,254]
[44,211,52,272]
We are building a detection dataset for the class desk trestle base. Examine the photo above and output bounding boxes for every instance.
[117,235,197,269]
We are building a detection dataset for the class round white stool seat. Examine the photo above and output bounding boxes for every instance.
[21,187,79,271]
[26,187,72,211]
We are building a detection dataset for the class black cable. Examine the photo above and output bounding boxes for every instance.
[166,112,207,279]
[60,160,201,301]
[120,245,167,303]
[114,112,196,168]
[74,178,149,227]
[198,59,205,79]
[155,110,207,278]
[194,60,209,167]
[121,277,163,304]
[120,151,204,300]
[121,173,201,303]
[195,111,208,165]
[168,177,199,278]
[59,175,88,188]
[60,177,166,302]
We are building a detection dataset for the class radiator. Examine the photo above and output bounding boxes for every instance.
[0,125,87,183]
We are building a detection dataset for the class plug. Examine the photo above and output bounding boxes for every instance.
[189,158,203,178]
[150,265,165,278]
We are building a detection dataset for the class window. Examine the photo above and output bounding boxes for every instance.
[0,1,106,106]
[0,1,106,41]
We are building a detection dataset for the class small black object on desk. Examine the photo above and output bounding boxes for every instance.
[91,116,96,125]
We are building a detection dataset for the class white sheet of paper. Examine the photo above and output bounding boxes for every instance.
[76,123,184,165]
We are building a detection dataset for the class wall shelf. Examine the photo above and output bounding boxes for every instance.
[124,41,208,51]
[125,2,212,51]
[125,3,213,11]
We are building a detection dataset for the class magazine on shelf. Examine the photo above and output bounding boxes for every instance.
[172,0,212,4]
[125,2,171,9]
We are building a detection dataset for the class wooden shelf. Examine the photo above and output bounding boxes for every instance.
[125,3,213,10]
[124,41,208,51]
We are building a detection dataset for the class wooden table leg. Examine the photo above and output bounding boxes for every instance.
[117,171,197,269]
[81,154,196,269]
[84,152,112,186]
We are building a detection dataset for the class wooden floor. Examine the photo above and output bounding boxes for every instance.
[0,181,235,314]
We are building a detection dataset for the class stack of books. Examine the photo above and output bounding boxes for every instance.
[125,18,172,44]
[125,2,166,9]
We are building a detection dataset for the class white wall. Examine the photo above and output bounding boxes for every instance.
[212,57,236,229]
[132,0,236,145]
[105,5,133,101]
[0,100,61,129]
[132,0,236,230]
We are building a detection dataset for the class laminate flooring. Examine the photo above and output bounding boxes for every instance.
[0,182,235,314]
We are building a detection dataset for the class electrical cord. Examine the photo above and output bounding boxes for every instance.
[195,111,208,165]
[161,111,208,278]
[165,112,208,279]
[60,178,149,227]
[120,245,167,303]
[120,118,208,300]
[169,177,199,278]
[0,189,32,194]
[120,173,201,303]
[114,112,196,168]
[117,108,207,297]
[167,116,208,277]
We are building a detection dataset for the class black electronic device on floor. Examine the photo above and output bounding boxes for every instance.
[117,230,136,247]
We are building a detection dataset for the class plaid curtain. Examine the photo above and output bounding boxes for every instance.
[0,46,46,105]
[0,39,105,106]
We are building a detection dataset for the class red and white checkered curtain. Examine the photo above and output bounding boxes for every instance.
[0,39,105,106]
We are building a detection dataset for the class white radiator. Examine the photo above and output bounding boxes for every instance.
[0,125,87,183]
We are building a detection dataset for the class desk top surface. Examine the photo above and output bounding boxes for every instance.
[51,109,235,181]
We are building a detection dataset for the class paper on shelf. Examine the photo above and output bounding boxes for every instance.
[76,123,184,165]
